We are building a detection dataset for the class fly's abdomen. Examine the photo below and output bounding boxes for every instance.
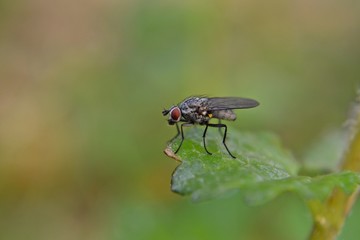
[212,110,236,121]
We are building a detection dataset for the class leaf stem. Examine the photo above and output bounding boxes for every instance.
[309,97,360,240]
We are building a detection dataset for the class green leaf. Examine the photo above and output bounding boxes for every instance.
[166,127,360,205]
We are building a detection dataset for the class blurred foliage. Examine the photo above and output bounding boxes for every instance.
[1,0,360,239]
[301,130,347,174]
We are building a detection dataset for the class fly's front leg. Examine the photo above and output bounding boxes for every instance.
[168,123,180,143]
[205,123,236,159]
[174,123,193,154]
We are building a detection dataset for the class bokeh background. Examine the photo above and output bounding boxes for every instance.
[1,0,360,239]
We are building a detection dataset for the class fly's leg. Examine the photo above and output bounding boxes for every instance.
[174,123,193,154]
[205,123,236,159]
[218,119,224,137]
[168,123,180,143]
[203,124,212,155]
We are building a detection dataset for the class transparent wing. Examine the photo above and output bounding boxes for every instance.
[207,97,259,110]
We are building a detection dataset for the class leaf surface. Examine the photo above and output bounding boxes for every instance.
[166,128,360,204]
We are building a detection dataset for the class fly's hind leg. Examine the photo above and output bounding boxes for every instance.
[205,123,236,159]
[218,119,224,137]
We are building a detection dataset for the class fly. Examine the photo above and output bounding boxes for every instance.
[162,96,259,158]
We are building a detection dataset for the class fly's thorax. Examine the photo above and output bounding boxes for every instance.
[179,97,210,124]
[179,97,208,112]
[212,110,236,121]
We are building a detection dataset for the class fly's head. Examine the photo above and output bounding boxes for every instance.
[162,106,181,125]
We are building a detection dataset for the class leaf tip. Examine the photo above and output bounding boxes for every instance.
[164,146,182,162]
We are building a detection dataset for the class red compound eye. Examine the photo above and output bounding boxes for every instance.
[170,107,181,121]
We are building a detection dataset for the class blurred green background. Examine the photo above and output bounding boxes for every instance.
[1,0,360,239]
